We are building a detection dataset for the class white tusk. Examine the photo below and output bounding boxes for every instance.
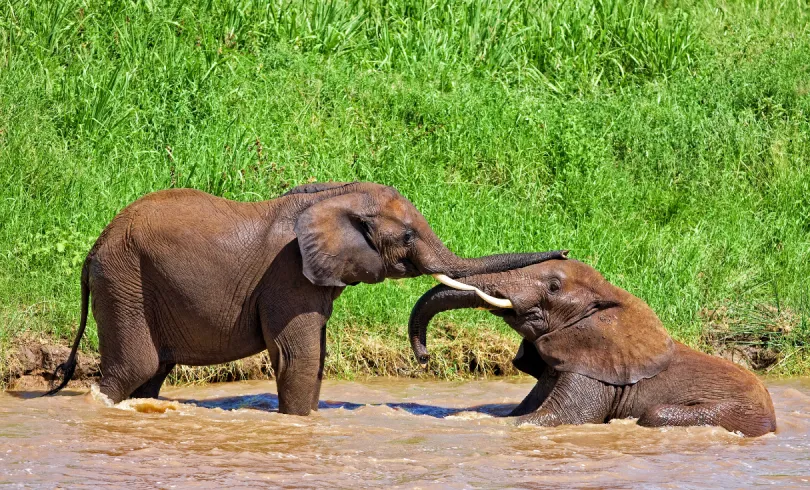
[432,274,477,291]
[432,274,513,309]
[475,290,513,309]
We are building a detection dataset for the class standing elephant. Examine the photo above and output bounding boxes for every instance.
[410,259,777,436]
[45,182,565,415]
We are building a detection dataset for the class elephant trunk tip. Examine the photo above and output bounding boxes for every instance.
[411,336,430,366]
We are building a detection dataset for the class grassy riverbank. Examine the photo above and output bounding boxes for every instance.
[2,0,809,385]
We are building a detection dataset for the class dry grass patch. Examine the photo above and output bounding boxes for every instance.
[700,303,808,374]
[1,321,526,389]
[327,321,523,380]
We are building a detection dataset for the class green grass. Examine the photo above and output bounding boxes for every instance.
[1,0,809,380]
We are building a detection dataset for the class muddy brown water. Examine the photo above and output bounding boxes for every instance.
[1,378,808,488]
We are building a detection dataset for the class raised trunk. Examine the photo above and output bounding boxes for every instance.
[408,285,490,365]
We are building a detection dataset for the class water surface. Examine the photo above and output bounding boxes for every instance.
[1,378,808,488]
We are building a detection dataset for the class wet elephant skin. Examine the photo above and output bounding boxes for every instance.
[409,259,777,436]
[45,181,565,415]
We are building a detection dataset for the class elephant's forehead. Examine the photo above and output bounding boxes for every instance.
[524,259,597,279]
[382,196,415,219]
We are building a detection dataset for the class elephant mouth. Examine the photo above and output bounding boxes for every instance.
[387,258,420,278]
[489,307,514,317]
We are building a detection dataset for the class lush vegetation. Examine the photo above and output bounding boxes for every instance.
[1,0,808,381]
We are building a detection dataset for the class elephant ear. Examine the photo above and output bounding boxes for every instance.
[512,339,548,380]
[294,192,385,287]
[534,302,674,385]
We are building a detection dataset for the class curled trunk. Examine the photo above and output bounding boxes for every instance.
[408,285,491,365]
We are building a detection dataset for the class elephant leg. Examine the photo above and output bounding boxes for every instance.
[516,372,613,426]
[98,343,158,404]
[508,370,557,417]
[94,284,160,404]
[637,402,729,430]
[130,363,176,399]
[311,323,327,411]
[272,349,322,416]
[262,307,329,416]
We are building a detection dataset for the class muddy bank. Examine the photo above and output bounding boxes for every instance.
[4,336,99,391]
[3,337,276,391]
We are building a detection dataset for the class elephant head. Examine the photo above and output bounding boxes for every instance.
[291,182,567,287]
[409,259,674,385]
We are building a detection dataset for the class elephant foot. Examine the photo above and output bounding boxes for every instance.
[508,380,554,417]
[275,356,324,416]
[130,363,176,399]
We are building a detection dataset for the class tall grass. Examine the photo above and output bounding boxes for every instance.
[1,0,808,378]
[259,0,697,86]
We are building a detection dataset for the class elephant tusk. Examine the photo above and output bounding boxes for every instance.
[431,273,477,291]
[474,289,513,309]
[432,274,514,309]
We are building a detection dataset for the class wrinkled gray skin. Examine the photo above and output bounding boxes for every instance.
[46,181,565,415]
[409,260,777,437]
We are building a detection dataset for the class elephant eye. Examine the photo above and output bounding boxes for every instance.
[403,229,415,245]
[359,219,375,238]
[548,279,561,293]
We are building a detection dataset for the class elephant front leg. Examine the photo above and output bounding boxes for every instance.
[262,308,330,416]
[310,323,327,412]
[273,350,323,416]
[517,372,613,426]
[509,370,558,417]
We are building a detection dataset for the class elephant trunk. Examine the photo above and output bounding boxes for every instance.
[414,233,566,279]
[408,285,491,366]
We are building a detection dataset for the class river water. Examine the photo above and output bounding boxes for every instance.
[1,377,808,488]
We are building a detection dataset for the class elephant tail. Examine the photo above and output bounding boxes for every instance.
[43,256,91,396]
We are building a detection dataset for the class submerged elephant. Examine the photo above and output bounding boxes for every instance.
[410,259,777,437]
[45,182,565,415]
